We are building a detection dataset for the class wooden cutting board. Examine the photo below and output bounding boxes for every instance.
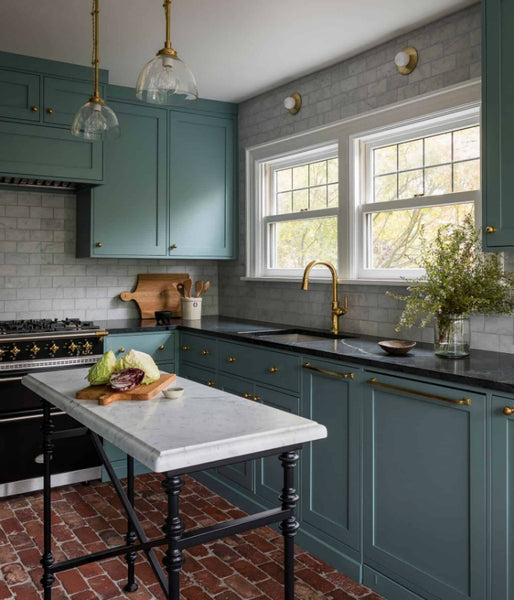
[76,373,177,406]
[120,274,189,319]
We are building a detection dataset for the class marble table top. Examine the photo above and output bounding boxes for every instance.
[23,368,327,473]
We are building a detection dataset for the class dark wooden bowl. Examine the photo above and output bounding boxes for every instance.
[378,340,416,355]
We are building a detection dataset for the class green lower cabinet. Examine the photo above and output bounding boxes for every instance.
[179,362,217,388]
[363,372,487,600]
[490,395,514,600]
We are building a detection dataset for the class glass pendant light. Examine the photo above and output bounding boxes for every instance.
[136,0,198,104]
[71,0,120,140]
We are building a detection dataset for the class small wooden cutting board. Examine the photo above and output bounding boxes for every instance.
[120,274,189,319]
[76,373,177,406]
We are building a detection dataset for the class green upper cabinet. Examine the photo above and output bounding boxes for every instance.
[482,0,514,249]
[0,69,40,121]
[43,77,104,128]
[168,112,235,258]
[77,101,167,258]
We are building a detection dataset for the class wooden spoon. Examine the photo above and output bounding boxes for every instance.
[195,280,204,298]
[201,281,210,296]
[183,278,193,298]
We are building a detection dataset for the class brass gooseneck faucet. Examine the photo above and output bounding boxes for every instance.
[301,261,348,335]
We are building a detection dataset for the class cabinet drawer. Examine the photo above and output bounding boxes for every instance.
[0,69,40,121]
[104,332,175,363]
[179,362,217,388]
[180,333,217,370]
[218,341,300,392]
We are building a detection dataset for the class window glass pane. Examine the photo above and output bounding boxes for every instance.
[398,169,423,199]
[276,169,292,193]
[277,192,292,214]
[310,186,327,210]
[327,183,338,207]
[425,164,452,195]
[375,174,397,202]
[398,139,423,171]
[369,203,474,269]
[327,158,339,183]
[453,127,480,161]
[425,133,451,166]
[293,165,309,189]
[292,189,309,212]
[454,159,480,192]
[309,161,327,186]
[271,217,338,269]
[374,145,397,175]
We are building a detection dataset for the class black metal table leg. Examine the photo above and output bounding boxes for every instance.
[41,401,55,600]
[162,474,185,600]
[124,455,138,593]
[279,451,300,600]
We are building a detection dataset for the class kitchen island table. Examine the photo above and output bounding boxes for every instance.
[22,369,327,600]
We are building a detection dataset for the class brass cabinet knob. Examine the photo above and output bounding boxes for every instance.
[243,393,253,399]
[201,349,210,356]
[228,356,236,363]
[47,108,54,114]
[31,106,38,112]
[207,381,215,387]
[504,406,514,416]
[118,347,125,353]
[96,242,102,247]
[158,345,165,350]
[253,396,261,402]
[182,345,191,351]
[170,244,177,250]
[269,366,279,373]
[485,226,497,234]
[30,344,40,357]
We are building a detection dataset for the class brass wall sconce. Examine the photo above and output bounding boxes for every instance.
[394,47,418,75]
[284,92,302,115]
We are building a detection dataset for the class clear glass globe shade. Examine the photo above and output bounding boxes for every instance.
[71,101,121,140]
[136,54,199,104]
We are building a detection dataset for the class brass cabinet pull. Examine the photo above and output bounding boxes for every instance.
[303,362,354,379]
[253,396,261,402]
[504,406,514,416]
[31,105,38,112]
[367,377,471,406]
[207,381,215,387]
[96,242,102,247]
[182,345,191,351]
[243,393,253,399]
[47,108,54,114]
[485,226,497,234]
[269,366,279,373]
[118,348,125,353]
[228,356,236,363]
[170,244,177,250]
[201,349,210,356]
[158,345,165,351]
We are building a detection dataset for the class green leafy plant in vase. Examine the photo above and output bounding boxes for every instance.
[388,216,514,358]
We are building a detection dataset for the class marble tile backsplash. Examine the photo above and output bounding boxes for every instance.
[0,190,219,321]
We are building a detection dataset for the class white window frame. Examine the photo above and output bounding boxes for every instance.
[245,79,481,284]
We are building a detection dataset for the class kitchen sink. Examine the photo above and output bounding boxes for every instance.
[237,329,357,344]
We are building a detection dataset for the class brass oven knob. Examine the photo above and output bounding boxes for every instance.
[207,381,215,387]
[49,343,59,355]
[0,347,5,360]
[68,341,78,354]
[228,356,236,363]
[30,344,40,357]
[10,345,20,358]
[269,366,279,373]
[83,341,93,355]
[158,345,165,351]
[201,349,210,356]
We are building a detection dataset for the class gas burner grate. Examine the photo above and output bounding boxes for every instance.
[0,318,100,335]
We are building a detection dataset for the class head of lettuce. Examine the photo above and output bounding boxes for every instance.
[86,349,160,386]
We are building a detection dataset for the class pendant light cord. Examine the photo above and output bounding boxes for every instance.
[91,0,100,99]
[164,0,172,50]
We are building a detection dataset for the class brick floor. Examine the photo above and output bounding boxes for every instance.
[0,474,385,599]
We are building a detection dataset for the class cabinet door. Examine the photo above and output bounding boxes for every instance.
[483,0,514,248]
[168,112,235,258]
[363,373,486,600]
[43,77,104,127]
[0,69,40,121]
[301,359,360,553]
[490,396,514,600]
[103,332,175,364]
[179,362,217,388]
[88,102,167,257]
[255,385,300,505]
[216,374,255,492]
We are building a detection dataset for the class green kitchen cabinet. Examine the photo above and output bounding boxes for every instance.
[179,362,217,388]
[43,77,104,128]
[490,395,514,600]
[482,0,514,248]
[0,69,40,121]
[77,101,167,258]
[363,371,487,600]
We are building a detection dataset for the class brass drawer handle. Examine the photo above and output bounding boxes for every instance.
[227,356,236,363]
[201,350,210,356]
[47,108,54,114]
[118,347,125,353]
[269,366,279,373]
[207,381,215,387]
[182,345,191,351]
[96,242,102,247]
[504,406,514,416]
[367,378,471,406]
[303,362,354,379]
[170,244,177,250]
[158,345,165,350]
[243,393,253,399]
[253,396,261,402]
[31,105,38,112]
[485,226,497,234]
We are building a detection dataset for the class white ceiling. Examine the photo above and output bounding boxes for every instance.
[0,0,476,103]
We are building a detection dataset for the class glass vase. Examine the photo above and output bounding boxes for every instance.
[434,314,471,358]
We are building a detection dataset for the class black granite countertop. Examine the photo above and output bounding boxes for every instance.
[98,316,514,395]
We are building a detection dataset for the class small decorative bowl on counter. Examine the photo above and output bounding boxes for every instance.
[163,387,185,399]
[378,340,416,355]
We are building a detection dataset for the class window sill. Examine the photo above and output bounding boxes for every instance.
[240,276,409,287]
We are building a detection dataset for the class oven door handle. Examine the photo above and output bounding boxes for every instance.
[0,376,24,383]
[0,411,66,424]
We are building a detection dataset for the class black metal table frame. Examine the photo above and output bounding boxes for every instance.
[40,400,302,600]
